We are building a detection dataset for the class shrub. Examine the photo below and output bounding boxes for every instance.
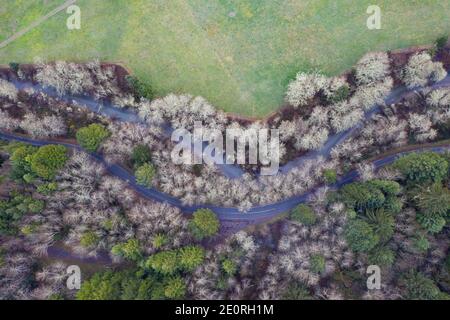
[111,239,142,262]
[36,182,58,195]
[383,196,403,215]
[178,246,205,272]
[27,198,45,213]
[368,246,395,268]
[282,283,313,300]
[367,180,401,196]
[413,183,450,217]
[393,152,448,185]
[436,36,448,51]
[309,254,326,274]
[340,182,385,211]
[80,231,99,248]
[344,219,379,253]
[222,258,237,276]
[417,213,446,234]
[366,209,395,243]
[126,76,154,100]
[131,144,152,168]
[323,169,337,184]
[152,234,168,249]
[76,270,163,300]
[76,124,110,152]
[28,145,68,180]
[290,204,317,225]
[76,271,123,300]
[164,277,186,299]
[20,224,37,235]
[9,145,37,181]
[145,250,178,275]
[326,84,350,104]
[346,208,357,219]
[189,209,220,240]
[9,62,19,73]
[413,235,430,253]
[135,163,156,187]
[145,246,204,274]
[400,271,441,300]
[0,194,45,235]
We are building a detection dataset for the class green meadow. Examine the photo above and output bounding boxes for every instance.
[1,0,449,117]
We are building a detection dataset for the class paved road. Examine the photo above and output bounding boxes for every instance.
[280,75,450,173]
[12,80,247,179]
[2,132,450,221]
[3,74,450,221]
[12,74,450,179]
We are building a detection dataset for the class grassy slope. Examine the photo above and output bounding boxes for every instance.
[0,0,449,117]
[0,0,64,41]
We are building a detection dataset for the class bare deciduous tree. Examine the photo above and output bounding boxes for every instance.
[401,52,447,88]
[0,79,18,101]
[355,52,391,85]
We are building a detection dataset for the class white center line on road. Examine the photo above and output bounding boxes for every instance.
[0,0,77,49]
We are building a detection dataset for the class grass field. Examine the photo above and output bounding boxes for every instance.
[1,0,450,117]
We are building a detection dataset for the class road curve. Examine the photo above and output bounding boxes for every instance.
[2,74,450,221]
[11,74,450,180]
[2,131,450,221]
[11,80,247,180]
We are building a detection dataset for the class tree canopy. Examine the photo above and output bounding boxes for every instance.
[393,152,448,185]
[178,246,205,272]
[400,271,442,300]
[145,250,179,275]
[189,209,220,240]
[0,193,45,235]
[131,144,152,168]
[111,238,142,262]
[135,163,156,187]
[76,270,166,300]
[76,123,110,152]
[344,219,379,253]
[27,145,68,180]
[145,245,205,274]
[290,204,317,225]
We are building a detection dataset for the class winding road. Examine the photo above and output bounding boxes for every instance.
[2,74,450,222]
[11,80,247,180]
[11,73,450,179]
[280,75,450,173]
[1,131,450,221]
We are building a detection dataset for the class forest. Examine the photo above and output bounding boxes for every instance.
[0,38,450,300]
